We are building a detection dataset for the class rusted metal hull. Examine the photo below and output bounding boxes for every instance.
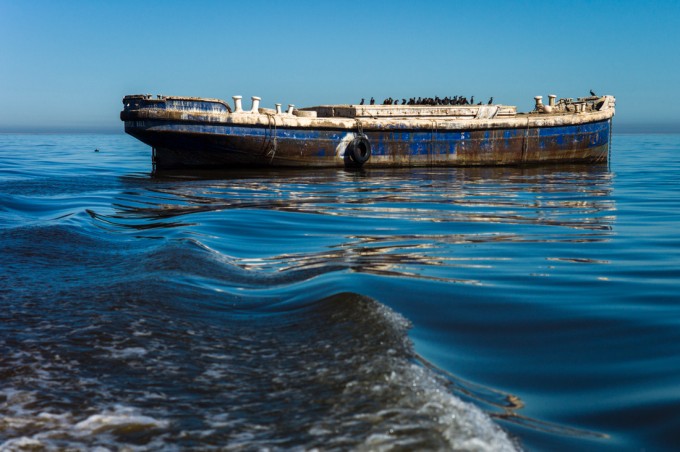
[121,95,614,169]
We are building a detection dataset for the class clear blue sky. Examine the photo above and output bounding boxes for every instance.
[1,0,678,132]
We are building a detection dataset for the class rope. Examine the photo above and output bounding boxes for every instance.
[522,117,530,163]
[264,113,278,162]
[355,118,364,136]
[430,119,438,162]
[608,117,613,166]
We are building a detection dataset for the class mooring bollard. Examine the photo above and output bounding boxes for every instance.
[251,96,261,113]
[233,95,243,113]
[534,95,544,110]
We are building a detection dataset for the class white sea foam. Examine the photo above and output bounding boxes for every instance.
[0,401,170,450]
[1,380,169,450]
[351,362,518,452]
[350,300,518,451]
[107,346,149,359]
[0,291,518,450]
[74,405,170,435]
[0,436,44,451]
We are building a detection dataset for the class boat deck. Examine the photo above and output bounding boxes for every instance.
[302,104,518,120]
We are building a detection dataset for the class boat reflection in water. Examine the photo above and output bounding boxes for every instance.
[95,164,615,286]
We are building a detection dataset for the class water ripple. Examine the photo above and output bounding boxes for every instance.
[5,134,680,450]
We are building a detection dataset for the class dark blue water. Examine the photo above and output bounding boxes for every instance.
[1,133,679,450]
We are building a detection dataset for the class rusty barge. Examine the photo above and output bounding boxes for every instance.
[121,93,615,169]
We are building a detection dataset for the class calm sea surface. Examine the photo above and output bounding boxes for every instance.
[1,133,679,451]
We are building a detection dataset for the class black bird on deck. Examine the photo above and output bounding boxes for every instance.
[488,97,493,105]
[360,98,365,105]
[370,97,375,105]
[590,89,597,97]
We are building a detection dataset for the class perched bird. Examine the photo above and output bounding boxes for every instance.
[488,97,493,105]
[590,89,597,97]
[360,98,365,105]
[470,96,474,105]
[370,97,375,105]
[402,98,406,105]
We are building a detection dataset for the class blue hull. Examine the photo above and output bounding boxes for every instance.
[121,94,614,169]
[124,119,611,169]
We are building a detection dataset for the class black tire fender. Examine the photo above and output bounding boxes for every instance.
[346,135,371,166]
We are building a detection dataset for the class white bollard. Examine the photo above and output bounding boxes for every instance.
[534,96,543,110]
[251,96,261,113]
[233,95,243,113]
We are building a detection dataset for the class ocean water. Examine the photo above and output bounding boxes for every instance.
[1,132,679,451]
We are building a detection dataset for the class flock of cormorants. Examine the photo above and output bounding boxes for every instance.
[359,96,493,106]
[355,90,599,107]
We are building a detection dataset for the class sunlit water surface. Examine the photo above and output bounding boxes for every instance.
[1,133,679,450]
